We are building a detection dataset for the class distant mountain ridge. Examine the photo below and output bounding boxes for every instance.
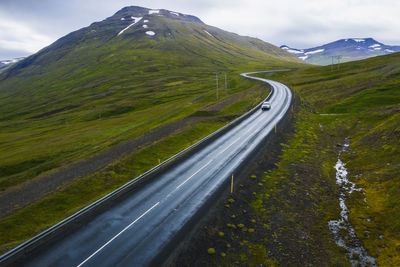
[0,57,25,70]
[281,38,400,65]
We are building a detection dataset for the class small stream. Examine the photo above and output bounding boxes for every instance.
[328,139,377,267]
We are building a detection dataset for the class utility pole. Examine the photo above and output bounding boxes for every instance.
[224,72,227,96]
[216,72,219,100]
[331,56,334,71]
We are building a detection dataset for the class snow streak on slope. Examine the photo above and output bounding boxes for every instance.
[118,17,143,36]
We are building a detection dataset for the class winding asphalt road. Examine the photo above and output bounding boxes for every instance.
[9,72,292,266]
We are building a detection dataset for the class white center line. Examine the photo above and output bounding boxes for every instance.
[244,120,262,135]
[175,159,213,190]
[76,202,160,267]
[217,137,241,156]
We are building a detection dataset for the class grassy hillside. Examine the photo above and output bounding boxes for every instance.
[271,52,400,265]
[0,6,301,194]
[0,6,303,253]
[175,52,400,265]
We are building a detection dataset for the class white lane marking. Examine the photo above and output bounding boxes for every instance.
[76,202,160,267]
[244,120,262,135]
[217,137,240,156]
[175,160,213,190]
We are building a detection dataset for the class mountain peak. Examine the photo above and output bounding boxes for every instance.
[112,6,203,24]
[1,5,299,82]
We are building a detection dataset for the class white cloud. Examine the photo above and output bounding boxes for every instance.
[193,0,400,47]
[0,13,53,56]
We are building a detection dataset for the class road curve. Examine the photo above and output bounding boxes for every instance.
[8,72,292,267]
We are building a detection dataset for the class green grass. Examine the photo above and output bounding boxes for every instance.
[0,14,302,193]
[267,52,400,265]
[0,9,305,253]
[0,119,225,251]
[0,74,262,191]
[0,77,271,253]
[191,52,400,265]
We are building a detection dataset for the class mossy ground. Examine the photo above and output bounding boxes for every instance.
[174,53,400,266]
[174,102,349,266]
[0,12,303,253]
[0,78,271,253]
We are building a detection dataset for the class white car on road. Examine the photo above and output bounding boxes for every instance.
[261,101,271,110]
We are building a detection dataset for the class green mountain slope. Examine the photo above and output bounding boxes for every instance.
[0,6,298,117]
[0,7,301,197]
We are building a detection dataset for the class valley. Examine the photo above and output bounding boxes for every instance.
[0,4,399,267]
[0,6,302,256]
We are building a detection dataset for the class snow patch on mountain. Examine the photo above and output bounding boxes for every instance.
[305,49,324,55]
[369,44,381,48]
[289,49,303,54]
[146,31,156,36]
[149,10,160,15]
[353,38,365,42]
[118,17,143,36]
[203,30,213,37]
[170,12,180,16]
[282,46,304,54]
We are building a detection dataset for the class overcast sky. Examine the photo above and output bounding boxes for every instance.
[1,0,399,59]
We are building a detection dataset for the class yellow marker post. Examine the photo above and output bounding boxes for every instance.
[231,174,234,194]
[275,123,277,133]
[158,159,161,164]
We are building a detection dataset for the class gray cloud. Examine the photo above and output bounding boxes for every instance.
[0,0,399,59]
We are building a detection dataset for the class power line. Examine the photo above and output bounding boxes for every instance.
[331,56,342,71]
[216,72,219,100]
[224,72,227,96]
[337,56,342,70]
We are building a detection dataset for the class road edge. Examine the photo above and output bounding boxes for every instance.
[0,70,285,266]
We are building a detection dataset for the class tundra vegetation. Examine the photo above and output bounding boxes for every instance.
[175,52,400,266]
[0,8,302,253]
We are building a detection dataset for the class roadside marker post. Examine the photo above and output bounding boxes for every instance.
[231,174,234,194]
[275,123,277,133]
